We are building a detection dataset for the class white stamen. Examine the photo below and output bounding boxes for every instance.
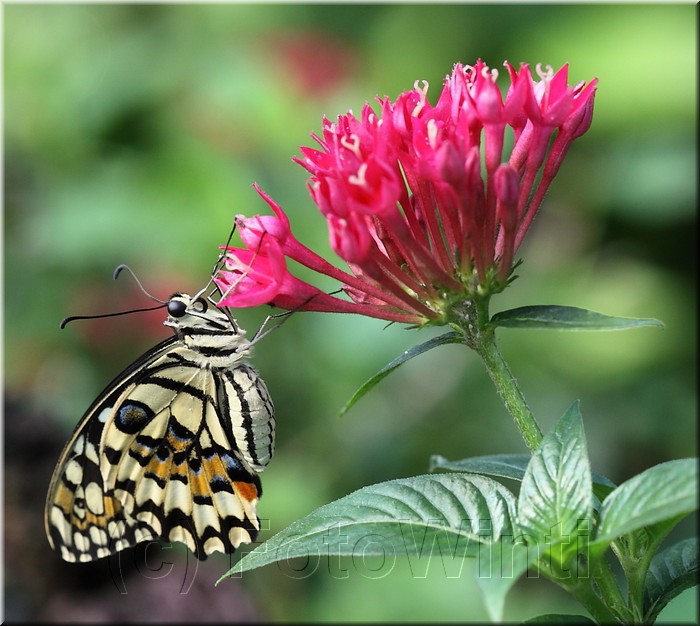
[412,80,429,117]
[535,63,554,82]
[348,163,368,187]
[427,119,439,149]
[340,134,361,159]
[480,65,498,82]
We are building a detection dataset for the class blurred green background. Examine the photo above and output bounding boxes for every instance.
[4,3,696,622]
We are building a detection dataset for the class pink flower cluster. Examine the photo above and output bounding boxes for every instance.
[215,61,597,325]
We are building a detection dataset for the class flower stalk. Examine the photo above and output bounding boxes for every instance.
[474,337,543,453]
[450,295,543,453]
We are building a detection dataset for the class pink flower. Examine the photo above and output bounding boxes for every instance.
[216,60,597,326]
[214,237,287,308]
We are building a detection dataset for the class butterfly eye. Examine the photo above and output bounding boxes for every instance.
[192,298,208,313]
[167,299,188,318]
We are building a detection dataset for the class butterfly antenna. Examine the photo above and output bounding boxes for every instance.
[113,264,167,304]
[61,265,169,328]
[60,303,166,329]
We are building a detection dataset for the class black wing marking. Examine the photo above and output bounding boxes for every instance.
[45,339,266,562]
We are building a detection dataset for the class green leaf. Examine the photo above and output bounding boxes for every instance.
[339,331,463,417]
[219,473,517,581]
[475,539,533,622]
[644,537,699,623]
[523,614,597,624]
[490,305,664,331]
[517,401,593,549]
[594,459,698,547]
[430,453,532,482]
[430,453,616,504]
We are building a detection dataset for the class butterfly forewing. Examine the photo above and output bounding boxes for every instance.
[45,293,275,562]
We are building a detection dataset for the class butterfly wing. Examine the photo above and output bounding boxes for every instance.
[45,338,265,562]
[45,337,176,562]
[100,352,263,560]
[217,363,275,472]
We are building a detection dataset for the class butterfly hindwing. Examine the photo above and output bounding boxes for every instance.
[101,349,262,559]
[45,295,274,562]
[217,364,275,471]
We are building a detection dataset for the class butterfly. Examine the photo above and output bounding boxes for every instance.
[45,283,275,562]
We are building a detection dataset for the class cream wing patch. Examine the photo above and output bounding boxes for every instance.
[45,333,270,562]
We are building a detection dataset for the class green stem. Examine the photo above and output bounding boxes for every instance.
[475,327,634,620]
[474,332,543,453]
[592,556,634,622]
[453,294,543,452]
[540,554,628,623]
[454,295,633,621]
[565,578,622,624]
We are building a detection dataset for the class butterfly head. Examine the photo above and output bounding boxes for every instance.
[164,293,251,363]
